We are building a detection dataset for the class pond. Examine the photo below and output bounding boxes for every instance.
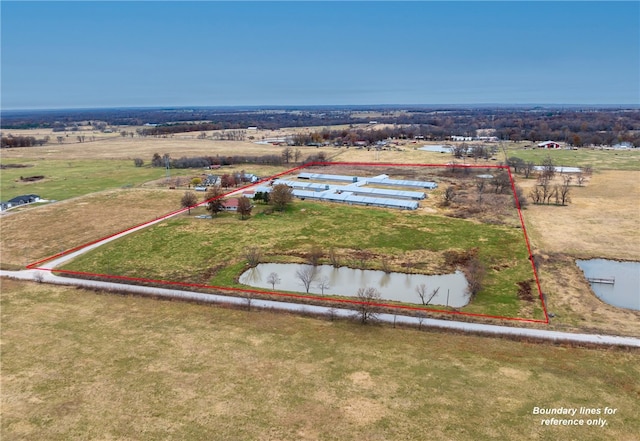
[419,145,452,153]
[576,259,640,310]
[239,263,470,307]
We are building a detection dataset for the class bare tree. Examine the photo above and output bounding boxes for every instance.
[558,175,572,206]
[205,186,225,216]
[317,276,330,294]
[475,178,487,204]
[513,185,528,208]
[266,272,281,289]
[523,161,536,179]
[354,287,382,324]
[416,284,440,305]
[538,176,554,205]
[576,173,587,187]
[281,146,293,163]
[244,246,261,267]
[380,257,392,274]
[353,249,372,269]
[451,143,468,159]
[328,247,341,268]
[442,185,456,206]
[295,265,317,293]
[237,196,252,220]
[463,257,486,299]
[491,171,511,194]
[180,191,198,214]
[541,155,556,180]
[294,148,302,163]
[133,158,144,167]
[270,183,294,211]
[529,185,543,204]
[307,245,323,266]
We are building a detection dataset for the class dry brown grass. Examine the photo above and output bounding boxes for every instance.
[1,137,287,160]
[0,188,182,268]
[518,171,640,260]
[2,279,639,441]
[0,130,487,166]
[516,171,640,336]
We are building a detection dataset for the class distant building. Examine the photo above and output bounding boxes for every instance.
[537,141,561,149]
[474,136,499,142]
[612,142,633,150]
[451,136,473,142]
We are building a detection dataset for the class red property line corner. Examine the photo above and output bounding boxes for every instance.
[28,161,547,324]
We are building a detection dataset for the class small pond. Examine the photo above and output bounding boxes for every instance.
[419,145,452,153]
[576,259,640,310]
[239,263,470,307]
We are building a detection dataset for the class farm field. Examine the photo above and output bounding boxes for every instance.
[2,279,638,441]
[503,144,640,171]
[0,158,172,201]
[57,190,537,319]
[2,134,639,334]
[0,189,183,270]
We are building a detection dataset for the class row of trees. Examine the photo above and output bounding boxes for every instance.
[150,148,328,171]
[1,135,50,148]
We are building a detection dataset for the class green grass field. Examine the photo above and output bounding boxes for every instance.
[0,159,172,201]
[60,199,536,319]
[0,157,287,202]
[2,279,638,441]
[504,146,640,171]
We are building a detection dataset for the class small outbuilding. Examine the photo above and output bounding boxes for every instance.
[537,141,561,149]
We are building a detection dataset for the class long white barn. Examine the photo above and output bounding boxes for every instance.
[252,172,437,211]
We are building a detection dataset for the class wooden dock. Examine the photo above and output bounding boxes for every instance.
[587,277,615,285]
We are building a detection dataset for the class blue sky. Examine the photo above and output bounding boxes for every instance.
[2,1,638,109]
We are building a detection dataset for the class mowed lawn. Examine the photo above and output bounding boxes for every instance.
[1,279,638,441]
[504,145,640,171]
[60,200,536,319]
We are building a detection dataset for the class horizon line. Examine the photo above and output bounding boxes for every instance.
[3,103,640,113]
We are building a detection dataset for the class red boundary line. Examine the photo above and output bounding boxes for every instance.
[27,161,547,324]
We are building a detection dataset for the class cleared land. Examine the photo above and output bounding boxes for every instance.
[514,170,640,336]
[57,165,538,320]
[0,189,183,269]
[2,137,639,333]
[2,279,638,441]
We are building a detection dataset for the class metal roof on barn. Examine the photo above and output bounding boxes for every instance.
[367,176,437,189]
[298,172,358,182]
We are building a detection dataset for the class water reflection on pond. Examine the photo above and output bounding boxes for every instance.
[239,263,470,307]
[576,259,640,310]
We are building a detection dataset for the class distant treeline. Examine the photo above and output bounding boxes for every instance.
[151,151,327,169]
[2,107,639,147]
